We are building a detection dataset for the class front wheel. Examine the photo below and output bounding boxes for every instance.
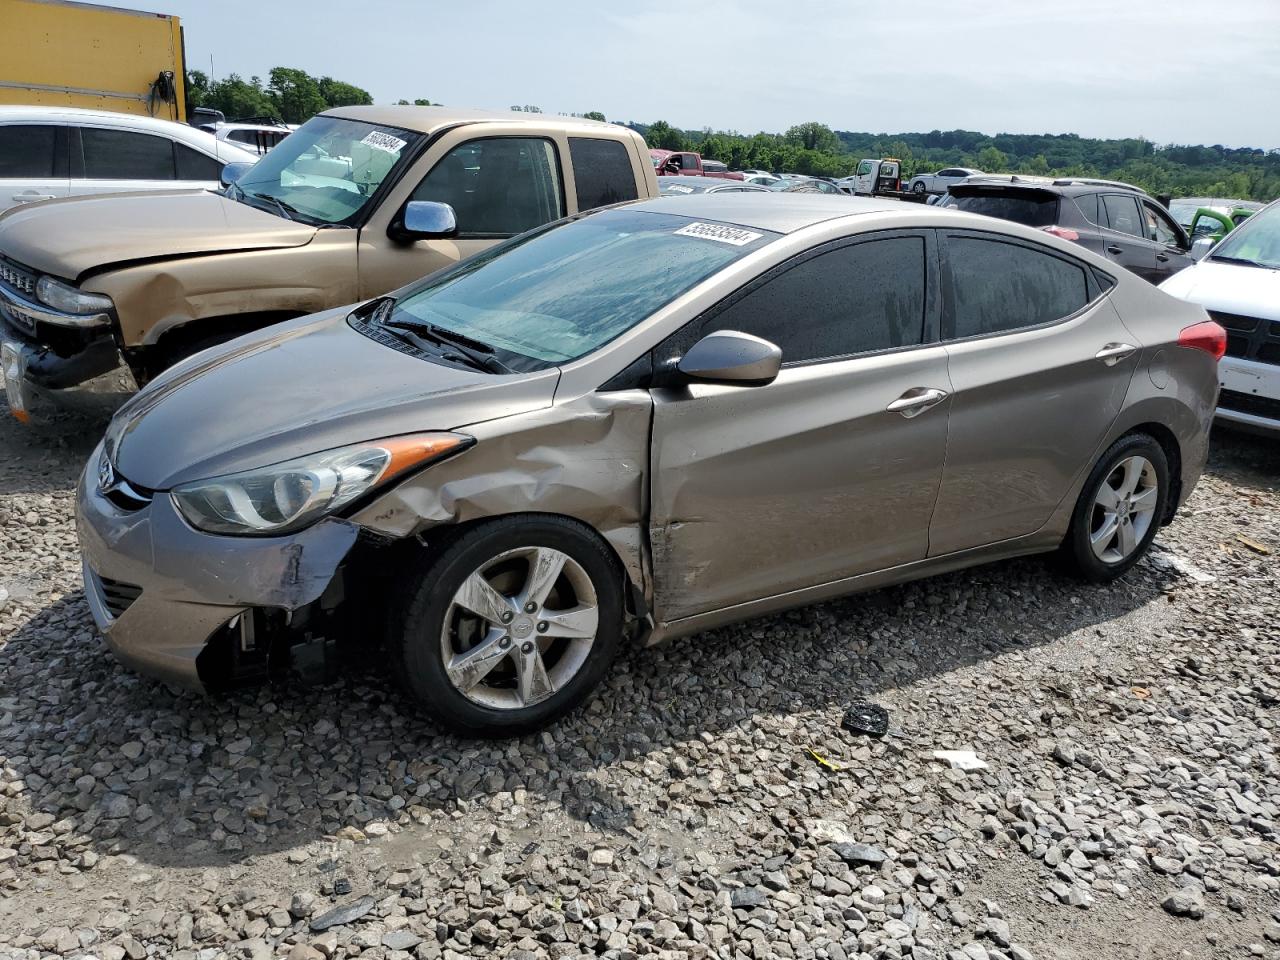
[391,516,624,736]
[1062,433,1169,582]
[912,181,927,194]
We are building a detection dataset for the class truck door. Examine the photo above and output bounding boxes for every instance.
[357,126,572,298]
[853,159,875,195]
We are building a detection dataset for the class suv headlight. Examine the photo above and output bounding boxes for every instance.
[171,433,471,535]
[36,276,114,315]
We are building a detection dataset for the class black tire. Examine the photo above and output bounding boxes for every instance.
[390,515,624,737]
[1061,433,1170,583]
[912,181,926,194]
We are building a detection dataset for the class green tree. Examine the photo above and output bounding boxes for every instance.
[785,122,840,154]
[186,72,278,120]
[583,110,607,122]
[397,98,436,106]
[510,105,543,113]
[645,120,687,151]
[976,145,1008,172]
[318,76,373,109]
[267,67,327,123]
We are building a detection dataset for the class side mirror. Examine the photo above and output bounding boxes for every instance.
[220,161,254,187]
[389,201,458,243]
[677,330,781,387]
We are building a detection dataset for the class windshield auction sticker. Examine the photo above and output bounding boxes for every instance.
[674,222,764,246]
[360,131,408,154]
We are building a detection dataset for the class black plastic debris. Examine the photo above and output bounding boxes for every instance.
[842,702,889,738]
[310,895,375,932]
[333,877,352,896]
[831,841,888,866]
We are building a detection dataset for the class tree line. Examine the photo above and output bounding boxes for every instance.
[183,70,1278,201]
[634,120,1280,201]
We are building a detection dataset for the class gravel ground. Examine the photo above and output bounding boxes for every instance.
[0,407,1277,960]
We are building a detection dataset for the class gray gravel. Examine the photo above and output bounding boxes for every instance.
[0,407,1277,960]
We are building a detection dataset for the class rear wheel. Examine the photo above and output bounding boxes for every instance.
[391,516,623,736]
[1062,433,1169,582]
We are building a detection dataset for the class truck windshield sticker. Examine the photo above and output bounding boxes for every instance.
[360,131,408,154]
[674,222,763,246]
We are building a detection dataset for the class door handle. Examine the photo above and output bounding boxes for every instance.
[1095,342,1137,366]
[1106,244,1123,255]
[887,387,948,418]
[13,193,56,202]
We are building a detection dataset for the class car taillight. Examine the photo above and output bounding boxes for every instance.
[1177,320,1227,361]
[1041,225,1080,241]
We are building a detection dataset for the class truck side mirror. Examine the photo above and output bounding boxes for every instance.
[389,201,458,243]
[220,161,254,187]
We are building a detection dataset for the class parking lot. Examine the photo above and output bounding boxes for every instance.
[0,406,1274,959]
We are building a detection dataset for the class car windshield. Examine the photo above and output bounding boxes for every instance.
[1210,203,1280,269]
[373,208,779,371]
[951,192,1059,227]
[230,115,421,225]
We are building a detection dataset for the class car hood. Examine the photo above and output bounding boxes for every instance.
[1159,258,1280,321]
[0,189,317,281]
[106,308,560,490]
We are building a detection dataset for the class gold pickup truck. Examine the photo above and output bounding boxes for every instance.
[0,106,657,419]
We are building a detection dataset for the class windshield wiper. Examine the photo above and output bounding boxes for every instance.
[381,315,513,374]
[239,189,301,222]
[1210,254,1271,269]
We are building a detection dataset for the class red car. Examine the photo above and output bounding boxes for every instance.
[650,149,744,180]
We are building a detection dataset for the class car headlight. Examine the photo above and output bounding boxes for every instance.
[171,433,472,536]
[35,276,114,315]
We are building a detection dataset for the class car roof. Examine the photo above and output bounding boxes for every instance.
[323,104,627,136]
[626,193,916,233]
[953,176,1150,198]
[0,104,257,161]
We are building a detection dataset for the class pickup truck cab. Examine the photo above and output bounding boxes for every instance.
[0,106,657,418]
[650,149,743,180]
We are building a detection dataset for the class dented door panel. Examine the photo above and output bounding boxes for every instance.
[648,347,952,625]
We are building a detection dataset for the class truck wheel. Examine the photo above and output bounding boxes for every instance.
[390,516,624,737]
[912,181,926,194]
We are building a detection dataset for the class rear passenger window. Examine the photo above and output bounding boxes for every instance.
[946,236,1088,338]
[81,128,174,179]
[698,236,928,363]
[412,137,563,238]
[1074,193,1101,225]
[1102,194,1142,238]
[0,125,57,178]
[174,143,222,181]
[568,138,639,211]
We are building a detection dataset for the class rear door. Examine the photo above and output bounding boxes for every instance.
[649,230,950,622]
[929,230,1138,555]
[1098,193,1158,281]
[0,123,70,210]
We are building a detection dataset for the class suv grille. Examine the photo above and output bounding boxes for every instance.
[1210,310,1280,366]
[97,575,142,618]
[1219,389,1280,423]
[0,257,36,298]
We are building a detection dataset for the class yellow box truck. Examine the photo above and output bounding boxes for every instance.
[0,0,187,122]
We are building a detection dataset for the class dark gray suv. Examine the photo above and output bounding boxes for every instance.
[949,177,1195,284]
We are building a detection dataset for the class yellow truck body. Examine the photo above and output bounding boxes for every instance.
[0,0,186,122]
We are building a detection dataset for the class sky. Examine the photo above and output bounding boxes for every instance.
[132,0,1280,149]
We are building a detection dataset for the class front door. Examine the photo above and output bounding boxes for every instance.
[648,230,950,624]
[1098,193,1160,282]
[929,229,1139,556]
[357,127,571,298]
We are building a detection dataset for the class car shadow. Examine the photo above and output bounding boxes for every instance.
[0,404,103,497]
[0,548,1180,872]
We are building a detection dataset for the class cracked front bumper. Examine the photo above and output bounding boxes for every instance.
[76,445,360,690]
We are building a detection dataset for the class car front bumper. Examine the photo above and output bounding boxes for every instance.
[1217,356,1280,432]
[76,446,360,690]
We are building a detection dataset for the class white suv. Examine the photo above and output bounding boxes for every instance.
[1160,198,1280,433]
[0,105,257,213]
[197,121,294,156]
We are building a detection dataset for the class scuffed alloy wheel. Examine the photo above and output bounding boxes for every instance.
[392,516,623,736]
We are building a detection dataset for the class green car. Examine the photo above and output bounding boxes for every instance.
[1169,197,1264,258]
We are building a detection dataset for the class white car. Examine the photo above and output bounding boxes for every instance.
[197,121,294,156]
[907,166,982,196]
[0,105,257,213]
[1159,198,1280,433]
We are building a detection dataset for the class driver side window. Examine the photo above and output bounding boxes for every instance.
[1143,202,1183,247]
[412,137,564,239]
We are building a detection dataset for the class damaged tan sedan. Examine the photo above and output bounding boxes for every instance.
[77,194,1223,735]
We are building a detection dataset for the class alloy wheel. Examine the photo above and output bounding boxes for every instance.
[1089,455,1159,564]
[440,546,599,710]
